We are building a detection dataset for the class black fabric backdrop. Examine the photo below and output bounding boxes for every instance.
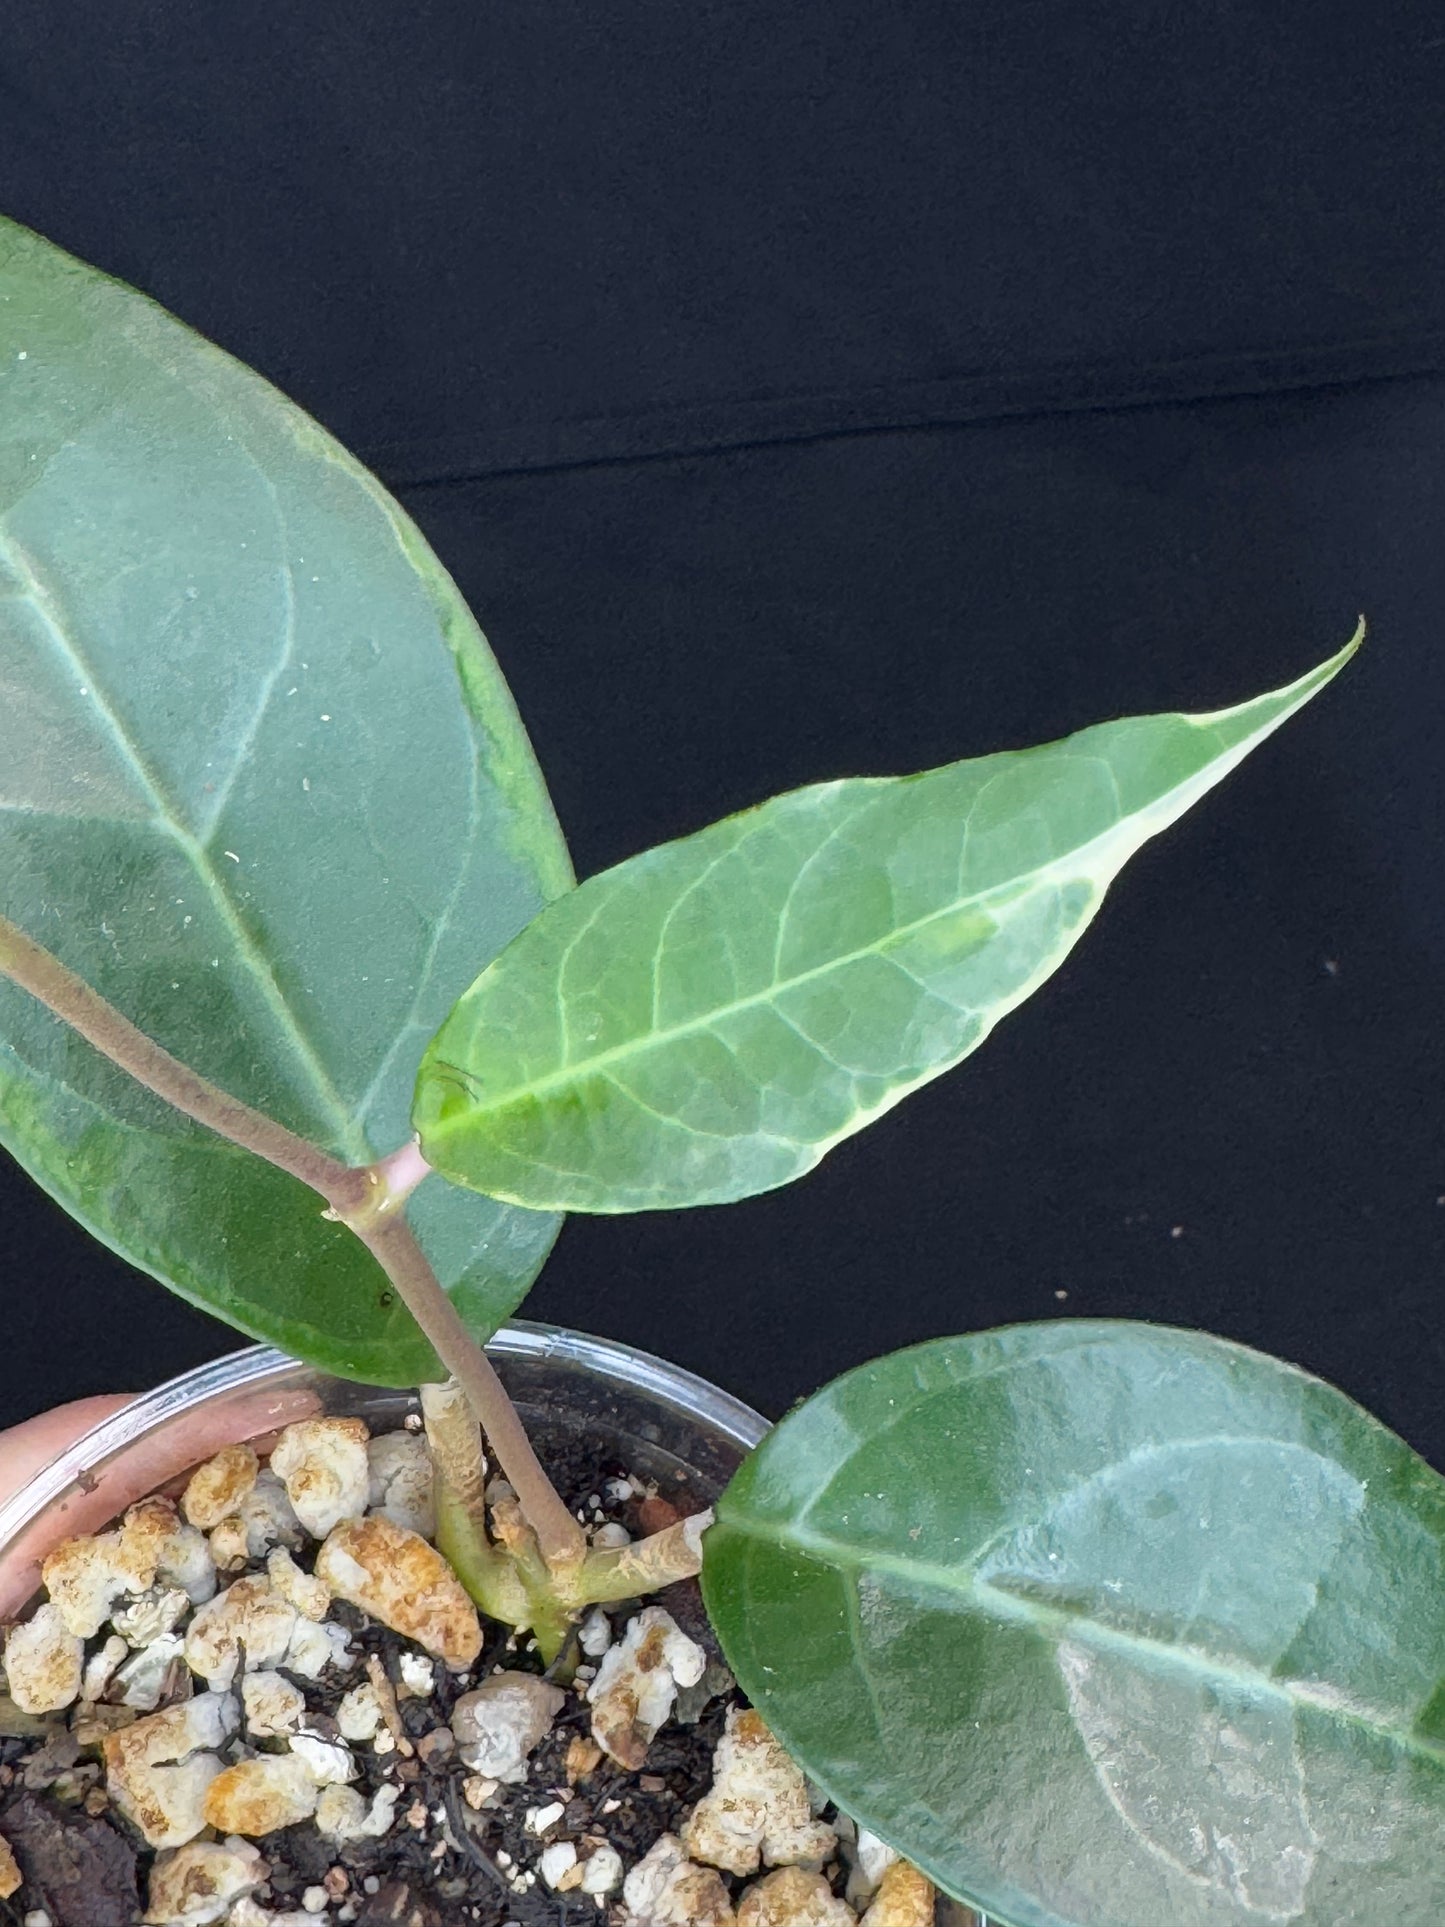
[0,4,1441,1462]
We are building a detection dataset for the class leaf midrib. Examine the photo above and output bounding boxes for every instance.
[718,1512,1445,1769]
[0,521,362,1154]
[433,818,1119,1125]
[428,654,1350,1143]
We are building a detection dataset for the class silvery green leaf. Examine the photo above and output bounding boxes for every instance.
[704,1322,1445,1927]
[416,638,1356,1211]
[0,216,570,1380]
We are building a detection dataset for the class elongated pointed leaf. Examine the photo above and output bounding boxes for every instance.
[415,640,1357,1211]
[703,1323,1445,1927]
[0,217,571,1382]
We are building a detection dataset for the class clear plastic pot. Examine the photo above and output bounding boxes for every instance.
[0,1319,768,1619]
[0,1320,985,1925]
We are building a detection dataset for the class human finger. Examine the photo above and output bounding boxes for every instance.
[0,1396,136,1507]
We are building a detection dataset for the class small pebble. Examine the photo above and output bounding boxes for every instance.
[181,1444,260,1530]
[580,1844,623,1895]
[271,1418,371,1540]
[525,1799,566,1834]
[860,1860,936,1925]
[397,1652,434,1698]
[539,1840,579,1890]
[291,1732,359,1786]
[317,1518,480,1667]
[637,1494,683,1535]
[414,1727,454,1767]
[577,1607,612,1658]
[336,1681,383,1744]
[588,1606,705,1769]
[450,1672,564,1782]
[564,1735,603,1783]
[315,1784,399,1844]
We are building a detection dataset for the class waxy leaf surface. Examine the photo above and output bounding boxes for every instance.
[703,1322,1445,1927]
[416,642,1355,1211]
[0,217,571,1381]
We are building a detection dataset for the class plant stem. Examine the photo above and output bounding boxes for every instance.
[360,1219,584,1570]
[422,1380,534,1629]
[0,912,584,1572]
[0,914,348,1199]
[570,1512,711,1604]
[328,1136,433,1235]
[374,1137,432,1210]
[419,1380,489,1518]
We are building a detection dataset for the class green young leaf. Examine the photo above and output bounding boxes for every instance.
[415,639,1357,1212]
[0,216,571,1382]
[703,1323,1445,1927]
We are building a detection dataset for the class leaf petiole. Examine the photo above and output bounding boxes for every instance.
[0,912,585,1574]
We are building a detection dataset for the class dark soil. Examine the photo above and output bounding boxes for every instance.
[253,1607,731,1926]
[0,1425,753,1926]
[0,1788,140,1927]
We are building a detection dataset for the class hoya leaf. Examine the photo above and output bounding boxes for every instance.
[0,216,571,1382]
[415,640,1356,1211]
[703,1322,1445,1927]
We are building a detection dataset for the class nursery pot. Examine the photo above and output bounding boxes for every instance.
[0,1320,769,1620]
[0,1323,986,1927]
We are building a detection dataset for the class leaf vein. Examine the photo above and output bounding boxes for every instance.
[718,1514,1445,1768]
[0,522,357,1147]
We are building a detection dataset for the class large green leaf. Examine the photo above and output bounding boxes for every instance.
[415,640,1356,1211]
[0,216,571,1382]
[704,1323,1445,1927]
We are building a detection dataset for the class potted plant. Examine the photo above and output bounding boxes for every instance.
[0,215,1439,1927]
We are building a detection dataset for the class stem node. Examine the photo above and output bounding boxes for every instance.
[0,912,584,1576]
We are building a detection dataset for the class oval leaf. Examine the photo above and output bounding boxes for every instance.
[703,1323,1445,1927]
[415,641,1357,1211]
[0,216,571,1382]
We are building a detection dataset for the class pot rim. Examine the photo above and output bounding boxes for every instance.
[0,1318,769,1552]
